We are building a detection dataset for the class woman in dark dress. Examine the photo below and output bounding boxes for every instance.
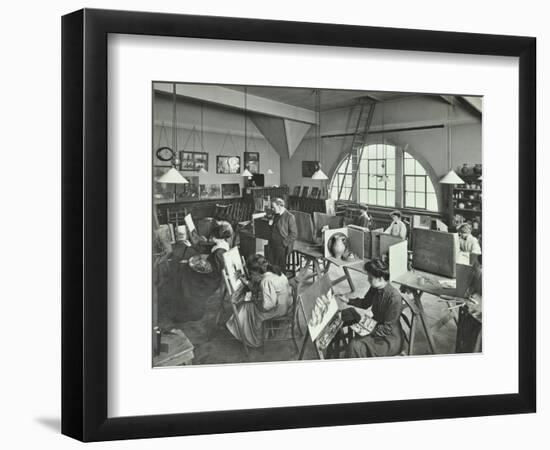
[341,259,404,358]
[176,221,233,321]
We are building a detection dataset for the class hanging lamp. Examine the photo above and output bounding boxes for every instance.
[242,87,254,180]
[311,89,328,180]
[157,83,188,186]
[439,106,464,185]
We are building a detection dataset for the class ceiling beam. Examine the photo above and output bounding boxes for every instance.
[154,83,317,124]
[459,96,483,115]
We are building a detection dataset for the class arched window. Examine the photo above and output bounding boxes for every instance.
[330,144,438,212]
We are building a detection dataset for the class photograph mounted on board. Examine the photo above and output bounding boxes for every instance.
[152,81,483,368]
[217,155,241,174]
[244,151,260,174]
[199,183,222,199]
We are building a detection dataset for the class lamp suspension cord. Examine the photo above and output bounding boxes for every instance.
[244,86,248,154]
[172,83,177,166]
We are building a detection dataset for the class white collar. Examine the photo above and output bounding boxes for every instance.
[211,240,230,253]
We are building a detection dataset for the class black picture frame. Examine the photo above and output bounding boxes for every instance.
[244,151,260,174]
[62,8,536,442]
[178,150,209,172]
[216,155,241,174]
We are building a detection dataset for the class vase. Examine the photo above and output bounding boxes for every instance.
[459,163,471,176]
[473,164,482,175]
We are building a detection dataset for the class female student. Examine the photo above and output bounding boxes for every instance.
[354,204,372,229]
[457,223,482,255]
[385,210,407,240]
[226,254,292,348]
[339,258,404,358]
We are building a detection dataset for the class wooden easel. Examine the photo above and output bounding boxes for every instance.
[220,254,250,357]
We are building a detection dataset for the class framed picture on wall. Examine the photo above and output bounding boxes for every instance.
[293,186,301,196]
[199,183,222,199]
[193,152,208,171]
[179,151,208,171]
[216,155,241,174]
[302,161,318,177]
[63,8,535,443]
[244,151,260,174]
[221,183,241,199]
[175,176,200,201]
[179,151,195,170]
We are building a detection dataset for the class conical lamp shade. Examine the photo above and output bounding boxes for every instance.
[198,167,208,174]
[157,167,189,184]
[242,168,253,177]
[439,170,465,184]
[311,169,329,180]
[266,169,274,175]
[478,175,482,181]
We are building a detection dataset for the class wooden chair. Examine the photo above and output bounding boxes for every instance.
[399,291,418,355]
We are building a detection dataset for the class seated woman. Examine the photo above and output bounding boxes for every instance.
[206,221,233,278]
[457,223,482,255]
[226,254,292,348]
[339,258,404,358]
[177,221,233,321]
[385,210,407,240]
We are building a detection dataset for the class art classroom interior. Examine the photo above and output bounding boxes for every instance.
[152,82,483,367]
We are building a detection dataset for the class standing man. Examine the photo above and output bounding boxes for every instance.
[268,198,297,272]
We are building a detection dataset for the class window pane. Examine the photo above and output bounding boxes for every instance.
[415,161,426,175]
[427,193,438,211]
[386,175,395,190]
[415,177,426,192]
[386,159,395,174]
[359,173,369,189]
[377,145,384,159]
[386,146,395,159]
[359,158,369,174]
[427,178,435,193]
[359,189,368,203]
[368,189,377,203]
[404,152,412,159]
[415,193,426,209]
[405,176,415,192]
[376,160,385,174]
[377,190,385,205]
[405,192,415,207]
[404,158,415,174]
[368,175,377,189]
[377,176,386,189]
[368,145,377,158]
[386,190,395,207]
[369,159,376,174]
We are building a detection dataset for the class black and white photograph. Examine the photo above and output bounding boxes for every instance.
[216,155,241,174]
[153,81,484,367]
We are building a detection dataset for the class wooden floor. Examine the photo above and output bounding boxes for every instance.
[157,260,460,366]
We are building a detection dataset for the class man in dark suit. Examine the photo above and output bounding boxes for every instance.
[268,198,297,272]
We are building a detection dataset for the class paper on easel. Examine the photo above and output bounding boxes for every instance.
[184,213,196,233]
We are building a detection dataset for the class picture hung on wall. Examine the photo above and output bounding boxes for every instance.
[221,183,241,199]
[301,186,309,197]
[302,160,318,177]
[179,151,209,171]
[62,8,535,442]
[216,155,241,174]
[152,166,175,203]
[193,152,208,171]
[179,151,195,170]
[244,151,260,174]
[199,183,222,199]
[176,176,200,201]
[293,186,301,196]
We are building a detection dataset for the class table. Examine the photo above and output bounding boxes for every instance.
[291,240,357,292]
[392,269,457,354]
